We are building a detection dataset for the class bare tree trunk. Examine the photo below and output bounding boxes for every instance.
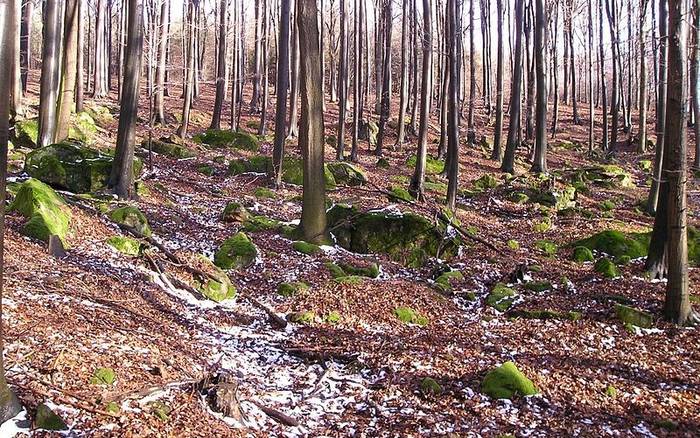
[210,0,227,130]
[491,0,504,161]
[501,0,524,173]
[75,0,84,112]
[177,0,197,137]
[110,0,143,200]
[409,0,431,199]
[93,0,109,97]
[550,3,559,137]
[648,0,668,214]
[638,0,650,154]
[409,0,419,135]
[692,0,700,169]
[297,0,328,244]
[599,0,608,150]
[588,0,594,153]
[259,0,270,135]
[272,0,291,186]
[154,0,169,124]
[466,0,476,144]
[0,0,23,421]
[250,0,262,112]
[38,0,63,147]
[350,0,362,161]
[446,0,460,210]
[336,0,348,159]
[524,2,535,141]
[10,0,21,114]
[56,0,80,142]
[395,0,410,146]
[530,0,548,173]
[375,0,392,156]
[605,0,620,152]
[19,0,32,92]
[663,0,693,324]
[569,0,580,124]
[287,12,300,139]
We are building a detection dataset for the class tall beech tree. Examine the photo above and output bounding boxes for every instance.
[501,0,524,174]
[297,0,328,244]
[37,0,63,147]
[395,0,410,146]
[409,0,431,199]
[336,0,348,159]
[153,0,170,124]
[648,0,668,215]
[177,0,198,137]
[93,0,109,98]
[110,0,144,199]
[530,0,548,173]
[691,0,700,169]
[56,0,80,142]
[272,0,291,187]
[375,0,392,156]
[0,0,24,421]
[491,0,504,161]
[19,0,32,92]
[638,0,650,154]
[210,0,228,130]
[445,0,459,210]
[350,0,362,161]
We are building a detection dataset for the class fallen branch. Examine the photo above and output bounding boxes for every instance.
[248,400,299,427]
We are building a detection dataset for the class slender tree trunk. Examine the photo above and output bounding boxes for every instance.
[446,0,460,210]
[409,0,419,135]
[692,0,700,169]
[599,0,608,150]
[588,0,594,153]
[638,0,650,154]
[501,0,524,173]
[524,2,535,141]
[38,0,63,147]
[154,0,169,124]
[259,0,270,135]
[287,12,300,139]
[110,0,143,200]
[606,0,620,152]
[10,0,21,114]
[336,0,348,159]
[19,0,32,92]
[410,0,432,199]
[491,0,504,161]
[0,0,23,421]
[297,0,328,244]
[177,0,197,137]
[93,0,109,97]
[56,0,80,142]
[550,3,559,137]
[530,0,548,173]
[569,0,580,124]
[350,0,362,161]
[210,0,227,130]
[272,0,291,186]
[648,0,668,214]
[75,0,84,112]
[466,0,476,143]
[230,0,240,130]
[250,0,262,112]
[395,0,410,146]
[375,0,392,156]
[663,0,693,324]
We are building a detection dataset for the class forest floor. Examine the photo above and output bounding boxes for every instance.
[2,75,700,437]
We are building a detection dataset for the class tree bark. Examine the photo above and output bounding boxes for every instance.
[409,0,431,199]
[395,0,410,146]
[19,0,32,92]
[75,0,84,112]
[93,0,109,97]
[10,0,21,114]
[250,0,262,112]
[598,0,608,150]
[446,0,460,210]
[350,0,362,161]
[648,0,668,214]
[38,0,63,147]
[297,0,328,244]
[375,0,392,156]
[336,0,348,159]
[638,0,650,154]
[154,0,170,124]
[56,0,80,142]
[530,0,548,173]
[177,0,197,137]
[287,14,300,139]
[210,0,228,130]
[692,0,700,169]
[501,0,524,174]
[272,0,291,186]
[491,0,504,161]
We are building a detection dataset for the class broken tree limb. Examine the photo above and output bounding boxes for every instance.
[248,400,300,427]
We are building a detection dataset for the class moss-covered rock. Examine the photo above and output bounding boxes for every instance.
[142,137,196,159]
[523,281,553,292]
[486,283,517,312]
[406,154,444,174]
[388,185,414,202]
[214,232,257,269]
[228,155,270,175]
[277,281,309,297]
[68,111,98,143]
[509,192,530,204]
[12,118,39,148]
[90,367,116,385]
[35,403,68,430]
[106,236,142,256]
[325,310,341,324]
[327,162,367,186]
[198,274,237,302]
[221,202,250,223]
[434,270,464,293]
[571,165,634,189]
[530,184,576,211]
[394,306,429,326]
[595,258,620,278]
[327,204,460,267]
[25,142,143,193]
[241,215,293,235]
[194,129,260,151]
[473,174,499,192]
[288,311,316,325]
[254,187,275,199]
[84,104,115,127]
[9,178,71,243]
[573,230,649,260]
[334,275,364,285]
[377,157,390,169]
[108,206,152,237]
[615,304,653,328]
[572,246,595,263]
[419,377,443,396]
[327,261,380,279]
[481,361,539,399]
[228,155,336,188]
[292,240,321,255]
[535,239,557,257]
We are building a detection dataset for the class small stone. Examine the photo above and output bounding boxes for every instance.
[481,361,538,399]
[595,258,620,278]
[214,232,257,269]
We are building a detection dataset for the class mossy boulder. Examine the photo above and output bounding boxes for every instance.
[9,179,71,243]
[142,137,196,159]
[473,174,499,192]
[193,129,260,151]
[90,367,116,385]
[572,246,595,263]
[571,165,634,189]
[326,261,380,279]
[327,162,367,186]
[228,155,336,188]
[106,236,142,256]
[406,154,444,174]
[523,281,553,292]
[221,202,249,223]
[530,184,576,211]
[84,104,115,127]
[288,311,316,325]
[419,377,443,396]
[394,306,429,326]
[277,281,309,297]
[534,239,557,257]
[388,185,414,202]
[198,273,237,302]
[595,258,620,278]
[481,361,538,399]
[292,240,321,255]
[241,215,293,235]
[359,119,379,146]
[509,192,530,204]
[327,204,461,267]
[68,111,98,144]
[228,155,270,175]
[572,230,649,260]
[25,142,143,193]
[434,270,464,293]
[108,206,152,237]
[615,304,653,328]
[486,283,516,312]
[12,118,39,148]
[214,233,257,269]
[254,187,275,199]
[376,157,390,169]
[35,403,68,430]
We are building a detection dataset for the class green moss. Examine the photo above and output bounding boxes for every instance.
[509,192,530,204]
[221,202,250,223]
[334,275,364,285]
[655,419,679,431]
[529,184,577,211]
[600,200,616,211]
[406,154,444,174]
[595,258,621,278]
[105,401,121,414]
[615,304,653,328]
[90,367,116,385]
[535,240,558,257]
[419,377,443,396]
[12,118,39,148]
[507,239,520,250]
[199,275,237,302]
[84,104,115,127]
[288,311,316,325]
[277,281,309,297]
[510,309,582,321]
[394,306,429,326]
[616,255,631,265]
[327,162,367,186]
[254,187,275,199]
[473,174,499,192]
[532,217,552,233]
[9,179,71,243]
[194,129,260,151]
[35,403,68,430]
[69,111,98,143]
[424,180,448,194]
[293,240,321,255]
[241,215,293,234]
[605,385,618,398]
[638,160,652,172]
[434,270,464,293]
[377,157,390,168]
[481,361,538,399]
[325,311,342,324]
[228,155,336,188]
[388,185,414,202]
[108,206,152,237]
[106,236,142,256]
[334,261,380,278]
[572,246,594,263]
[325,261,347,278]
[523,281,553,292]
[214,232,258,269]
[149,401,171,422]
[486,283,516,312]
